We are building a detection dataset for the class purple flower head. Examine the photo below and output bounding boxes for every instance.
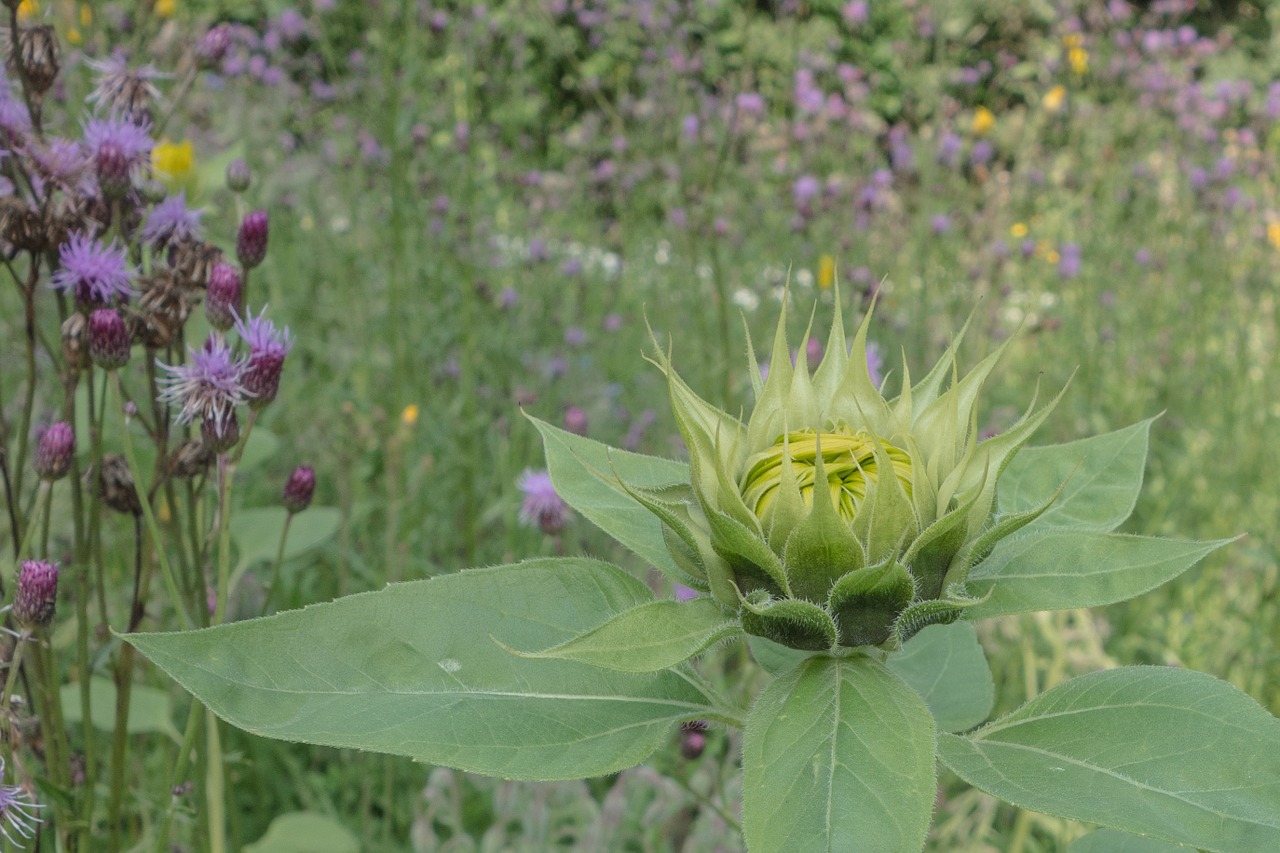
[14,560,58,626]
[34,422,75,481]
[0,764,41,843]
[157,336,249,439]
[1058,243,1082,279]
[936,132,962,168]
[0,88,31,143]
[931,213,952,235]
[236,210,269,268]
[206,264,243,331]
[88,308,132,369]
[970,139,994,167]
[563,405,588,436]
[283,465,316,514]
[517,469,570,535]
[86,53,164,120]
[235,307,293,407]
[83,117,153,196]
[564,326,587,347]
[31,138,88,190]
[793,174,821,207]
[141,192,205,248]
[51,232,136,307]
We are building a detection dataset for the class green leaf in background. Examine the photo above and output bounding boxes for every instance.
[1068,829,1196,853]
[965,532,1233,619]
[242,812,359,853]
[234,427,281,473]
[998,418,1154,534]
[230,506,342,575]
[127,558,723,780]
[938,667,1280,853]
[531,416,691,577]
[885,621,994,733]
[59,677,181,742]
[743,655,937,853]
[510,597,740,672]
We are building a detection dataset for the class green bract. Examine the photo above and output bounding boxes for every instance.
[640,299,1066,651]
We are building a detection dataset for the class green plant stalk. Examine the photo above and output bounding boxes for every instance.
[258,512,295,617]
[30,630,72,841]
[152,700,202,853]
[89,372,111,631]
[12,272,37,507]
[205,707,227,853]
[107,641,136,853]
[8,480,49,578]
[0,631,29,782]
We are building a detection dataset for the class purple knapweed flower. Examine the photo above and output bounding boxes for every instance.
[970,139,994,167]
[0,764,41,844]
[1058,243,1082,279]
[31,137,89,190]
[83,117,153,197]
[793,174,821,207]
[0,88,31,144]
[157,337,249,439]
[141,192,205,248]
[517,469,570,535]
[234,307,293,408]
[236,210,269,268]
[931,213,952,235]
[51,232,135,307]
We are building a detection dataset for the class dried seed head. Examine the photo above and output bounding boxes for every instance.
[98,454,141,516]
[282,466,315,514]
[167,439,213,480]
[129,271,191,349]
[167,238,224,290]
[16,25,60,94]
[14,560,58,626]
[61,312,89,371]
[0,196,44,255]
[34,422,75,482]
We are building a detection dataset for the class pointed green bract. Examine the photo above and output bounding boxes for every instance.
[827,560,914,647]
[743,655,937,853]
[740,595,837,651]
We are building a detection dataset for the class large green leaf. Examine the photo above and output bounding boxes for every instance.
[243,812,359,853]
[128,558,722,780]
[509,597,741,672]
[965,532,1232,619]
[938,667,1280,853]
[886,621,994,733]
[531,417,690,576]
[743,655,937,853]
[1068,829,1195,853]
[998,418,1153,534]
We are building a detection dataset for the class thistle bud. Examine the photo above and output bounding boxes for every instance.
[201,409,239,454]
[282,466,315,514]
[563,405,588,436]
[205,263,242,331]
[98,454,141,516]
[17,25,60,94]
[236,210,269,269]
[14,560,58,626]
[88,308,131,369]
[517,469,570,535]
[196,25,232,70]
[225,159,251,193]
[34,421,75,481]
[95,142,132,199]
[680,721,708,760]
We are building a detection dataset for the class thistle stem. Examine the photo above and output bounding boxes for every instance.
[258,512,294,617]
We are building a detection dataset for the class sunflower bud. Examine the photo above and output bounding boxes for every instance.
[637,297,1065,652]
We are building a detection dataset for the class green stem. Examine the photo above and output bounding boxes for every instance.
[152,700,202,853]
[205,707,227,853]
[0,632,29,779]
[30,631,72,840]
[670,771,742,835]
[258,512,294,617]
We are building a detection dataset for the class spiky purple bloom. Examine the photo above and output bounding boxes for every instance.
[236,210,269,268]
[0,91,31,143]
[206,263,243,331]
[157,337,249,440]
[235,308,293,408]
[31,137,88,190]
[0,767,41,844]
[34,422,75,481]
[83,117,153,196]
[51,232,136,307]
[282,465,316,514]
[141,191,204,248]
[14,560,58,626]
[517,469,570,535]
[88,308,132,369]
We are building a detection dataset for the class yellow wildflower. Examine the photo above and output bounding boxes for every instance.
[817,254,836,290]
[1043,85,1067,113]
[1045,249,1061,265]
[1010,222,1029,238]
[16,0,39,21]
[1267,222,1280,250]
[80,3,92,26]
[1068,47,1089,76]
[152,139,194,189]
[401,405,420,426]
[971,106,995,137]
[1062,33,1084,49]
[67,28,81,45]
[155,0,176,17]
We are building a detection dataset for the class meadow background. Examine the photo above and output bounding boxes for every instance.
[1,0,1278,850]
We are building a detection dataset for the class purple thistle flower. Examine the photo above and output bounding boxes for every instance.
[0,90,31,143]
[0,764,41,844]
[34,422,75,482]
[282,465,316,514]
[206,263,243,331]
[51,232,135,307]
[30,137,89,190]
[157,337,249,439]
[14,560,58,626]
[83,117,153,196]
[234,307,293,408]
[236,210,269,268]
[85,53,164,119]
[88,308,132,369]
[141,191,205,248]
[517,469,570,535]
